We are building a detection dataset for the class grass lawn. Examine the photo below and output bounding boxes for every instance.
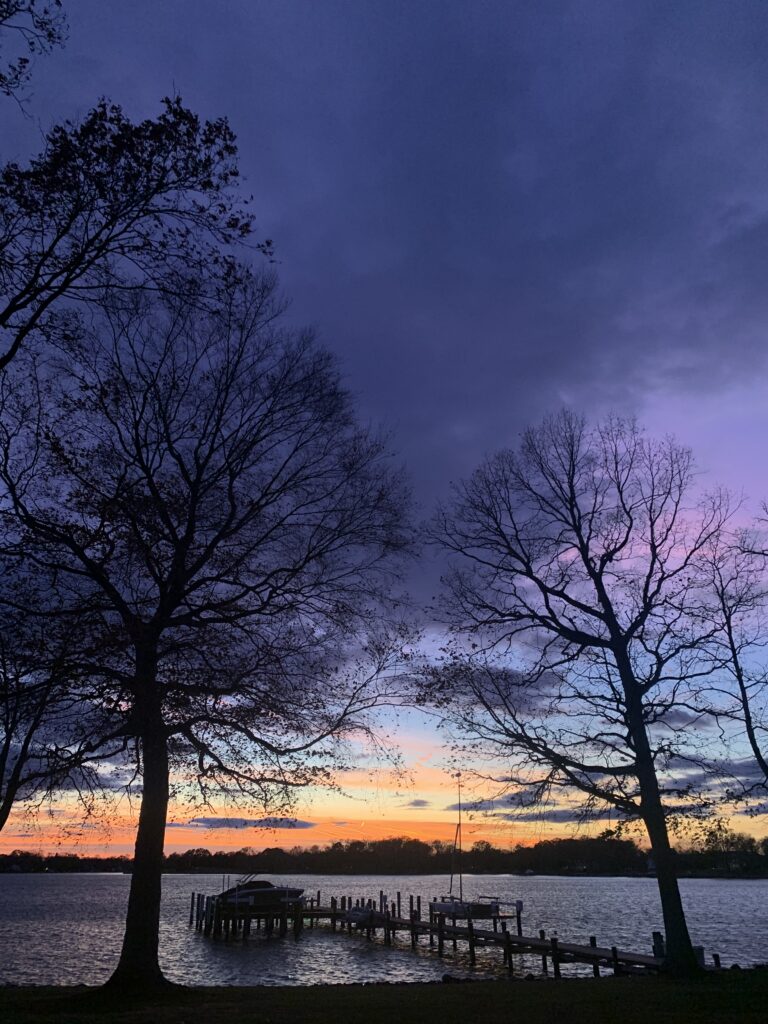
[2,972,767,1024]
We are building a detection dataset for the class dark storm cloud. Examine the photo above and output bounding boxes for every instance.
[493,808,615,824]
[3,0,768,522]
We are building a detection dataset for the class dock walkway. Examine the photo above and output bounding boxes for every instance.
[189,888,678,977]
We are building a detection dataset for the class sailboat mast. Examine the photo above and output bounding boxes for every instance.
[457,772,463,901]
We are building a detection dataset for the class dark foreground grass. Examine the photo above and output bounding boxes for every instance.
[3,971,767,1024]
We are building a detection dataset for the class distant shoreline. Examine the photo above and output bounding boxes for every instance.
[3,834,766,879]
[3,868,768,880]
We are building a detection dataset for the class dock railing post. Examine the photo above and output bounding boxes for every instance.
[189,892,195,926]
[515,899,523,937]
[550,936,561,979]
[589,935,600,977]
[504,926,513,974]
[416,895,421,921]
[410,910,417,950]
[611,945,620,975]
[467,912,476,966]
[437,913,445,956]
[539,929,548,974]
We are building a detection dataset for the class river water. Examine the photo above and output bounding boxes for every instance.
[1,873,765,985]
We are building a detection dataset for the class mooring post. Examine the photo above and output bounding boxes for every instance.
[385,910,391,945]
[417,895,422,920]
[516,900,523,937]
[611,945,620,976]
[410,910,417,949]
[539,929,548,974]
[379,889,385,913]
[713,953,721,969]
[331,896,337,931]
[550,936,561,979]
[437,913,445,956]
[652,931,666,959]
[451,914,457,950]
[589,935,600,977]
[396,891,401,918]
[189,892,196,926]
[467,913,476,966]
[429,904,434,946]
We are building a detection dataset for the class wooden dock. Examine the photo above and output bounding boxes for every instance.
[189,888,679,977]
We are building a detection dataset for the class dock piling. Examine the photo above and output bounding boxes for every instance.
[589,935,600,977]
[550,936,561,979]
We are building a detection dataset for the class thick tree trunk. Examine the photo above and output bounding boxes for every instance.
[107,710,170,988]
[640,783,698,973]
[622,681,698,974]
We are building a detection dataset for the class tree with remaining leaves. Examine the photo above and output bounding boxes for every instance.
[0,267,412,987]
[0,0,66,99]
[428,411,730,973]
[0,95,266,372]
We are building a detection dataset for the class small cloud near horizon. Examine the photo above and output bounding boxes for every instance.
[166,817,316,830]
[400,799,432,808]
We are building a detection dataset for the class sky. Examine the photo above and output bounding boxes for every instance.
[2,0,768,854]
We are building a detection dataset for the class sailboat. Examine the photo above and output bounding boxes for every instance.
[432,773,500,920]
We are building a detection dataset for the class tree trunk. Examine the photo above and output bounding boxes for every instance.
[640,785,698,973]
[107,708,171,988]
[623,682,698,973]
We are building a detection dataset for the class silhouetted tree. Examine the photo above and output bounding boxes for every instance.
[428,412,730,973]
[699,533,768,793]
[0,590,97,830]
[0,267,412,987]
[0,1,66,99]
[0,95,263,372]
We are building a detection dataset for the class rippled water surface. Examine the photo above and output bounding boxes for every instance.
[1,873,765,985]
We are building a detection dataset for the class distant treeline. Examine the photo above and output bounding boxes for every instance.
[3,833,768,877]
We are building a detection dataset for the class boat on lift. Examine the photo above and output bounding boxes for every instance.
[216,875,304,910]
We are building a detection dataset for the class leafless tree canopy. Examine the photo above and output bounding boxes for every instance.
[0,267,413,984]
[429,411,731,971]
[698,532,768,794]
